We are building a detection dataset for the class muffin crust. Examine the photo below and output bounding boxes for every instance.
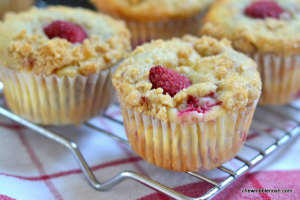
[113,36,261,124]
[90,0,213,22]
[0,6,131,76]
[201,0,300,55]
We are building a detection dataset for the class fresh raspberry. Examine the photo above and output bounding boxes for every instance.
[245,0,285,19]
[149,66,191,97]
[44,20,87,43]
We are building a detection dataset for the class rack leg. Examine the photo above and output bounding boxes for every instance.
[0,106,204,200]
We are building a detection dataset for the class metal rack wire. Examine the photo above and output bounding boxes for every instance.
[0,83,299,200]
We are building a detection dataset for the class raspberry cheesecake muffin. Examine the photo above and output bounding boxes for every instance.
[91,0,214,48]
[201,0,300,104]
[0,6,131,125]
[113,36,261,172]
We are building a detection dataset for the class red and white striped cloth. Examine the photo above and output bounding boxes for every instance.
[0,103,299,200]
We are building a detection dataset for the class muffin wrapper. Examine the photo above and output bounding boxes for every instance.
[127,13,205,48]
[98,9,206,48]
[120,99,258,172]
[249,53,300,105]
[0,67,116,125]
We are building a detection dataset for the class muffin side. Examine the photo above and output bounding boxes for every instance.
[113,36,261,171]
[90,0,211,21]
[0,6,131,125]
[91,0,214,47]
[200,0,300,104]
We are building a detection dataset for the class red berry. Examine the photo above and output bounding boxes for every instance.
[187,95,199,105]
[245,0,285,19]
[141,96,149,102]
[185,95,211,114]
[44,20,87,43]
[179,95,222,115]
[149,66,191,97]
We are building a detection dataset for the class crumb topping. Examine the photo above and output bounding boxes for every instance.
[200,0,300,55]
[90,0,214,21]
[0,6,131,76]
[113,36,262,123]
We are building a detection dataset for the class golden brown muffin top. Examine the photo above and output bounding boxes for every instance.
[0,6,131,77]
[201,0,300,55]
[91,0,214,22]
[113,36,261,124]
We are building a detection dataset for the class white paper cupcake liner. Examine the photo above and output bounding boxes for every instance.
[119,99,258,172]
[249,53,300,105]
[127,12,206,48]
[97,9,206,48]
[0,66,116,125]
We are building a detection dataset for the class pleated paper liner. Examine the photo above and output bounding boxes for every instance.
[120,98,259,172]
[249,53,300,105]
[96,8,206,48]
[126,12,206,48]
[0,66,116,125]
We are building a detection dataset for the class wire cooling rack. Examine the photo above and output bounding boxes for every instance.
[0,82,299,200]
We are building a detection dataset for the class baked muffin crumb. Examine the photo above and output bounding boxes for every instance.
[0,6,131,76]
[113,36,261,123]
[200,0,300,55]
[90,0,213,21]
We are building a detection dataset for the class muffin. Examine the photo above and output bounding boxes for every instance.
[201,0,300,105]
[91,0,214,48]
[0,6,131,125]
[112,36,261,172]
[0,0,34,20]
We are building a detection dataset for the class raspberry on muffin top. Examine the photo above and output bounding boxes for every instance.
[90,0,213,21]
[44,20,88,43]
[113,36,261,124]
[149,66,191,97]
[0,6,131,77]
[201,0,300,55]
[245,0,285,19]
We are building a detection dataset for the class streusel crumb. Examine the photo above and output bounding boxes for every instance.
[200,0,300,55]
[113,36,261,123]
[0,6,131,76]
